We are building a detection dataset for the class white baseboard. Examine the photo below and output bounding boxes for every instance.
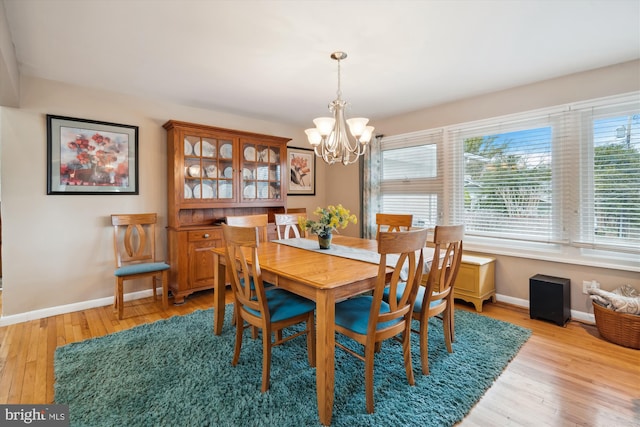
[0,290,596,327]
[495,293,595,324]
[0,288,160,327]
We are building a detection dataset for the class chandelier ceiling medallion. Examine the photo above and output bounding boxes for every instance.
[305,51,375,166]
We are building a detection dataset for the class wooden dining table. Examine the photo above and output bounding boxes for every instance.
[210,235,434,425]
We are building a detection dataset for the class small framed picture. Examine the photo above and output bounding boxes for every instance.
[287,147,315,196]
[47,115,139,195]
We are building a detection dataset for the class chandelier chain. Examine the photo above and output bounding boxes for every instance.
[336,58,342,100]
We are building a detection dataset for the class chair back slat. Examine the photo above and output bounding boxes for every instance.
[111,213,158,268]
[274,213,305,239]
[375,213,413,236]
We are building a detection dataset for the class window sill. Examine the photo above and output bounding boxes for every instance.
[463,237,640,273]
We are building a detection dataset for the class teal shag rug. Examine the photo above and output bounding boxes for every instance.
[54,306,531,426]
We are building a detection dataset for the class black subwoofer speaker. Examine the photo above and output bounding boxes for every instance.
[529,274,571,326]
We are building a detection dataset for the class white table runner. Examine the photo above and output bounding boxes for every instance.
[273,238,433,275]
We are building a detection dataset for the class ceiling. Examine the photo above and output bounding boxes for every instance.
[3,0,640,128]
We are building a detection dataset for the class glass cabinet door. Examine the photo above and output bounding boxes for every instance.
[240,141,281,201]
[183,135,234,201]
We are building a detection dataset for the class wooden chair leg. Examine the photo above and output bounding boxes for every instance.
[117,278,125,320]
[443,309,454,354]
[364,343,376,414]
[232,312,243,367]
[113,279,119,310]
[450,303,456,342]
[402,324,415,386]
[261,329,272,392]
[161,270,169,309]
[419,314,430,375]
[151,276,157,301]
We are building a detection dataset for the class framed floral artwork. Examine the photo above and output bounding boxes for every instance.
[47,115,139,195]
[287,147,315,195]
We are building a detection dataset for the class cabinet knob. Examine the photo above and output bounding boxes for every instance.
[203,233,210,238]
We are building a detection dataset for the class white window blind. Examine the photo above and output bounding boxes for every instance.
[449,115,566,243]
[578,102,640,251]
[380,130,442,227]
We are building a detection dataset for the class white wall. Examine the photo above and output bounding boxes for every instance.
[327,60,640,317]
[0,75,326,322]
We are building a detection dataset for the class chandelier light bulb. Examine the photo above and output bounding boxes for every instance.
[313,117,336,136]
[346,118,369,138]
[360,126,375,144]
[304,128,322,146]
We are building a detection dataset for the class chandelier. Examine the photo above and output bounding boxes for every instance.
[305,51,375,165]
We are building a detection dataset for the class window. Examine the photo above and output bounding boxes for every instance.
[458,121,556,242]
[373,93,640,264]
[379,130,442,228]
[578,103,640,251]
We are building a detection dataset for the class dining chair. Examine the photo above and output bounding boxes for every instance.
[225,214,269,333]
[274,213,305,239]
[334,228,429,413]
[375,213,413,236]
[385,224,464,375]
[221,224,316,392]
[225,214,268,242]
[111,213,170,320]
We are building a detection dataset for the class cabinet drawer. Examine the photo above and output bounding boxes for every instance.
[187,229,222,242]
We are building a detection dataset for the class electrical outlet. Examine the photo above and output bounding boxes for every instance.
[583,280,592,294]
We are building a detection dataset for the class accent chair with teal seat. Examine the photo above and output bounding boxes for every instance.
[221,223,316,392]
[333,227,429,413]
[111,213,170,320]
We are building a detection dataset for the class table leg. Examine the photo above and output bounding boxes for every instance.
[315,290,335,426]
[213,252,226,335]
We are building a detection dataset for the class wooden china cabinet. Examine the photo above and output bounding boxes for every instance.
[164,120,290,303]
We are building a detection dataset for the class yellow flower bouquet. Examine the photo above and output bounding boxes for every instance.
[299,204,357,249]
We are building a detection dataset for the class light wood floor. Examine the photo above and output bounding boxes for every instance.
[0,290,638,426]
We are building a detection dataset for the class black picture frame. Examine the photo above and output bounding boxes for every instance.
[287,147,315,195]
[47,115,139,195]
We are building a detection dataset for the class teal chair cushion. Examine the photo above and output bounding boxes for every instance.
[383,283,442,313]
[115,262,170,277]
[335,295,401,335]
[246,288,315,322]
[240,277,274,291]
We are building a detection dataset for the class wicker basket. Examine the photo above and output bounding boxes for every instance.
[592,301,640,350]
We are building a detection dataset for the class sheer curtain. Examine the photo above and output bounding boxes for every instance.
[361,135,382,239]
